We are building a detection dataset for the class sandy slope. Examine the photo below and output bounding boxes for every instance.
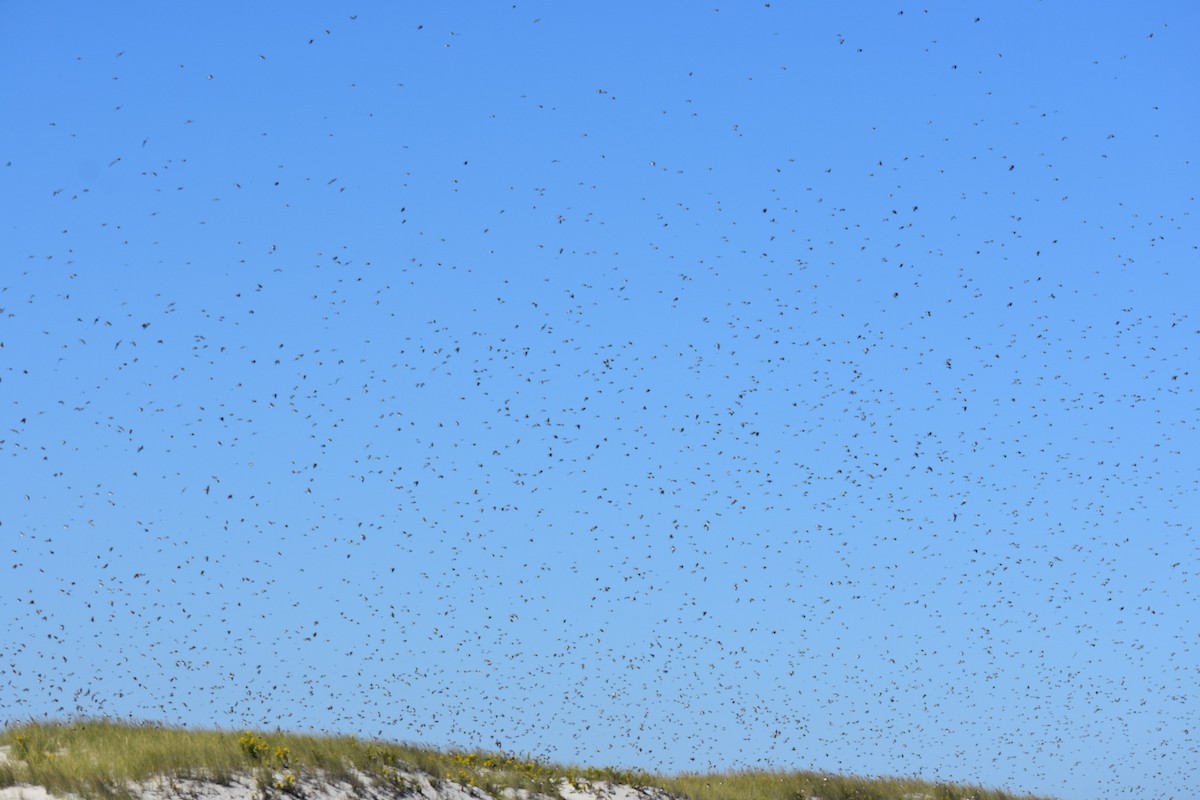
[0,774,676,800]
[0,745,678,800]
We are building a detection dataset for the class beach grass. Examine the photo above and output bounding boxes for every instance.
[0,719,1053,800]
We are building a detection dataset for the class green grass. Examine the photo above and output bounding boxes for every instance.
[0,719,1054,800]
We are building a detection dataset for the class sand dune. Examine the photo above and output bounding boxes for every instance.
[1,744,676,800]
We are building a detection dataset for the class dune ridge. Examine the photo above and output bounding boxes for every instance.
[0,721,1051,800]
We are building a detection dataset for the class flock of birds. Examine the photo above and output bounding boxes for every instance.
[2,6,1196,800]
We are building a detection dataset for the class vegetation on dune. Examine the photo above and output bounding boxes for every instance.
[654,771,1049,800]
[0,720,1054,800]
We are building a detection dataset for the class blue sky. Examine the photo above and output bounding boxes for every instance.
[2,3,1197,799]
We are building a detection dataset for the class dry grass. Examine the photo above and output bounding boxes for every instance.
[0,719,1054,800]
[651,769,1048,800]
